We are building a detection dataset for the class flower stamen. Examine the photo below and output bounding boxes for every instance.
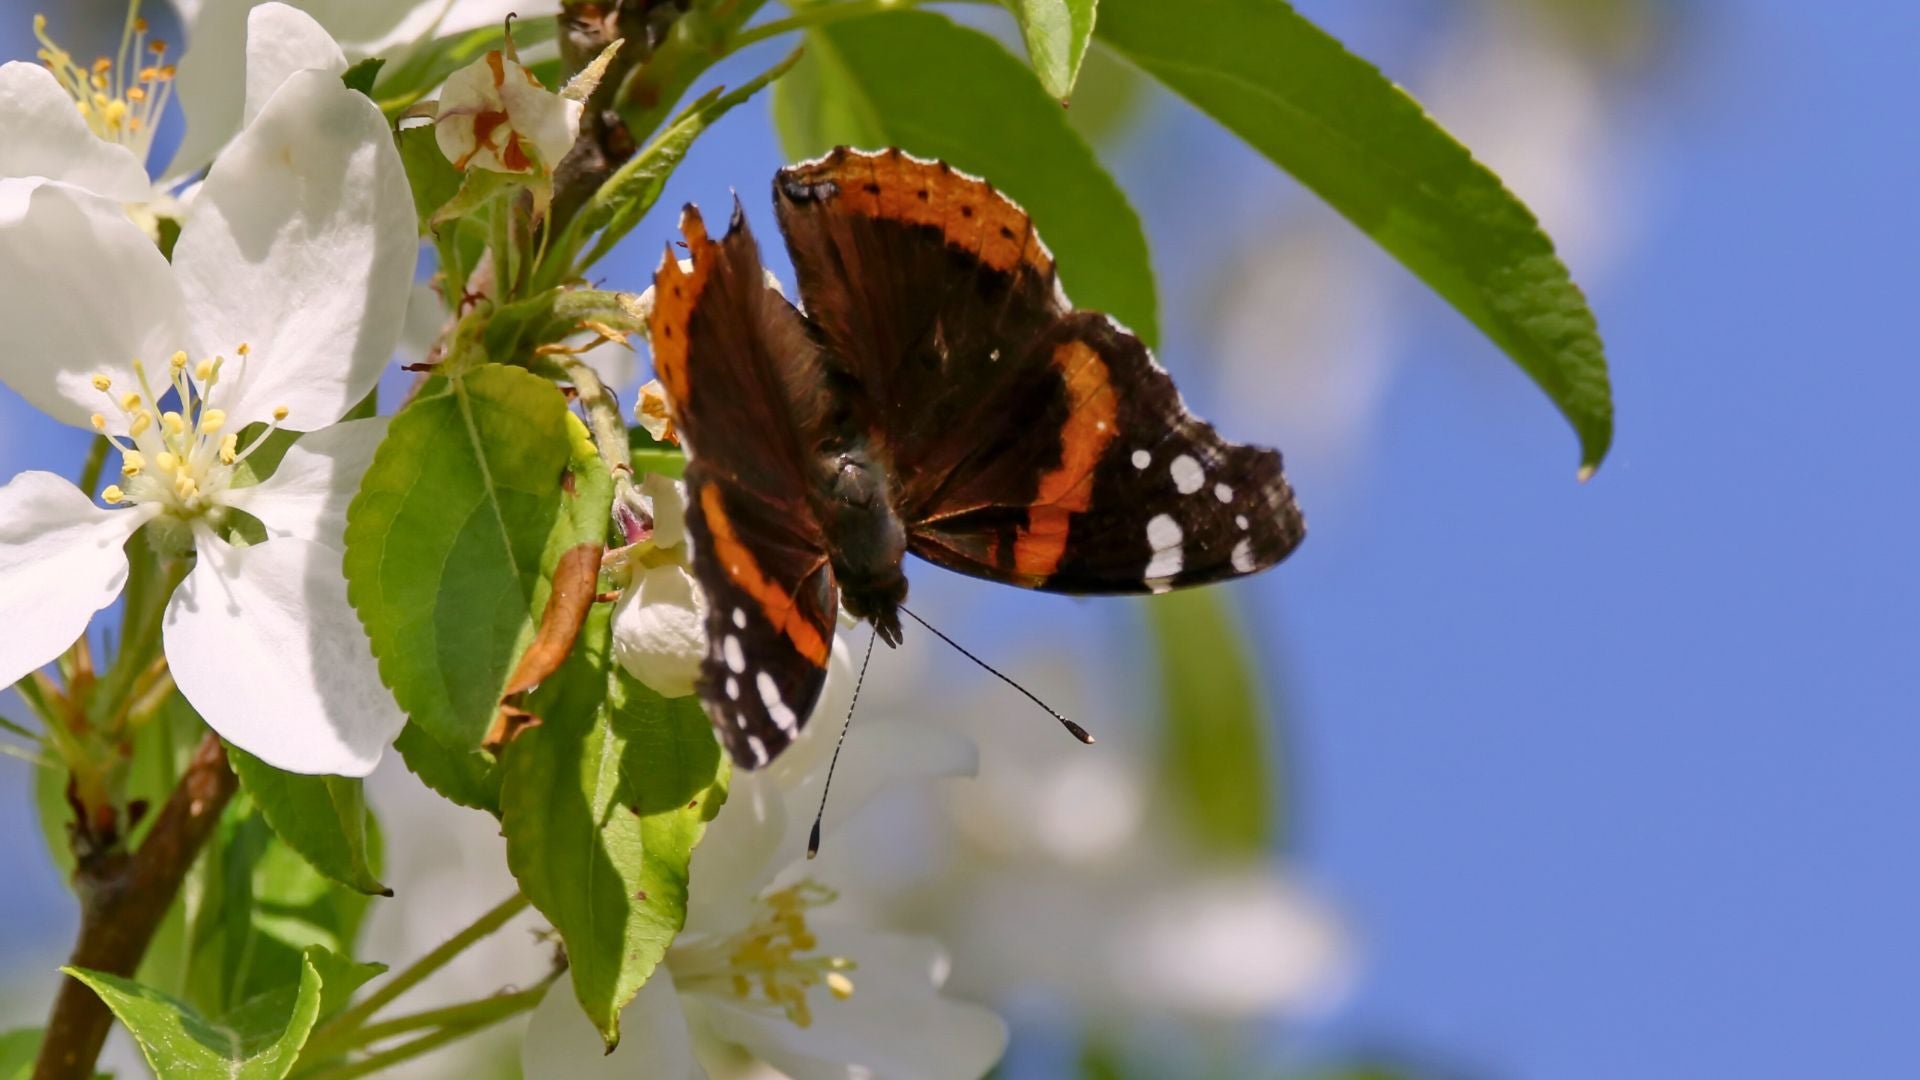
[671,881,858,1030]
[33,3,175,164]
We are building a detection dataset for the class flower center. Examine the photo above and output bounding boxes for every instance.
[672,881,858,1029]
[92,346,285,537]
[33,1,174,165]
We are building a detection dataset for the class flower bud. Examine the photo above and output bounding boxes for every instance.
[612,563,707,699]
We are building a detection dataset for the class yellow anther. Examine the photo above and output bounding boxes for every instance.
[174,474,197,499]
[120,452,145,477]
[169,350,188,371]
[91,374,112,391]
[101,485,124,504]
[154,451,178,473]
[824,972,854,1000]
[161,411,185,436]
[101,99,128,129]
[272,405,289,422]
[120,392,142,411]
[199,409,226,433]
[236,342,252,357]
[219,434,239,464]
[129,412,152,436]
[90,413,107,431]
[195,359,215,381]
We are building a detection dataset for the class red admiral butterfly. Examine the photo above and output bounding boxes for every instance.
[650,147,1304,770]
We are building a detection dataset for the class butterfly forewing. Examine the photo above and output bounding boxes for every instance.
[650,203,841,769]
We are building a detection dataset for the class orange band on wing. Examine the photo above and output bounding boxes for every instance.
[699,485,831,667]
[781,148,1053,278]
[1013,340,1118,578]
[648,208,716,410]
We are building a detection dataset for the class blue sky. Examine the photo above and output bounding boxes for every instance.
[1,2,1913,1077]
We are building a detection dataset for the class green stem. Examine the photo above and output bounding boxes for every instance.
[340,980,552,1050]
[559,353,638,509]
[305,894,530,1054]
[294,1013,521,1080]
[0,714,42,743]
[89,557,185,726]
[76,436,108,499]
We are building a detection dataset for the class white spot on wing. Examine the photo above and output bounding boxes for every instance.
[1215,483,1234,503]
[756,671,799,733]
[1132,449,1151,470]
[1235,514,1249,531]
[1231,537,1257,573]
[746,735,768,765]
[723,635,745,674]
[725,677,739,700]
[1145,514,1183,590]
[732,607,747,629]
[1170,454,1204,495]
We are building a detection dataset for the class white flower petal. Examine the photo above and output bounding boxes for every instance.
[242,3,349,129]
[500,71,584,168]
[643,474,687,550]
[0,178,190,431]
[693,928,1006,1080]
[164,534,403,776]
[162,0,257,183]
[523,970,705,1080]
[346,0,526,56]
[611,563,706,698]
[173,68,415,431]
[683,778,788,939]
[223,417,388,546]
[0,62,152,200]
[0,473,150,688]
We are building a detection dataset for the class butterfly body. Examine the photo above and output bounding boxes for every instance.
[650,147,1305,769]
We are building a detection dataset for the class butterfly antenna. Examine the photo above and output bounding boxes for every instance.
[808,626,878,860]
[898,605,1094,745]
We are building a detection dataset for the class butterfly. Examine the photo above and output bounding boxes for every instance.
[648,147,1305,769]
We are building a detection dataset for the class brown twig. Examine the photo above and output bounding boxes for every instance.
[33,733,238,1080]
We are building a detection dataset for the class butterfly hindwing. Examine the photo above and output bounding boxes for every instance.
[681,467,838,769]
[911,312,1304,593]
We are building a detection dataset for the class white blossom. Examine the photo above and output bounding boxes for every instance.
[0,36,416,776]
[522,669,1007,1078]
[163,0,534,180]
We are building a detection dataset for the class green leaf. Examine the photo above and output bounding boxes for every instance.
[341,56,385,98]
[397,124,463,234]
[0,1029,39,1080]
[65,947,328,1080]
[1006,0,1099,101]
[1097,0,1612,471]
[227,747,389,896]
[500,605,728,1048]
[392,721,504,813]
[1145,589,1277,854]
[772,10,1158,345]
[345,364,595,756]
[561,47,802,279]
